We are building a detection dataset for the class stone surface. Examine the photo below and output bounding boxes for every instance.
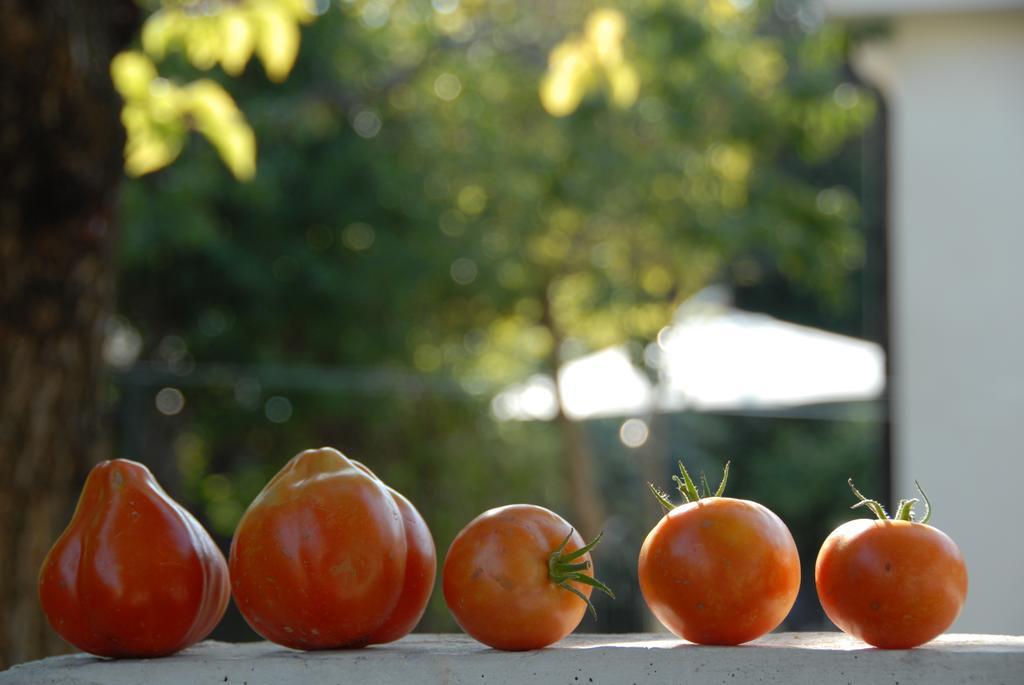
[2,633,1022,685]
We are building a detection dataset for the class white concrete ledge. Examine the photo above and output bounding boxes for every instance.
[2,634,1022,685]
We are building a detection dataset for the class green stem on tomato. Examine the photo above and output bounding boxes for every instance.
[915,480,932,524]
[714,460,730,497]
[848,478,933,524]
[848,478,889,519]
[648,483,675,513]
[672,461,702,503]
[649,460,730,509]
[548,529,615,619]
[894,498,918,521]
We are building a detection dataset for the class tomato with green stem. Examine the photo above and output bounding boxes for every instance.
[442,504,613,650]
[638,461,800,645]
[815,480,968,649]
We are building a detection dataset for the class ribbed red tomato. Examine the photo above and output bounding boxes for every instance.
[38,459,230,657]
[816,480,968,648]
[351,460,436,645]
[229,447,435,649]
[638,462,800,645]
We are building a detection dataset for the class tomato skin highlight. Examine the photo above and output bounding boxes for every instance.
[815,518,967,649]
[638,496,800,645]
[340,459,437,645]
[229,447,409,649]
[38,459,230,658]
[362,486,437,645]
[442,505,593,651]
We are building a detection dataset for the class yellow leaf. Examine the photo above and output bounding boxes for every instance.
[120,103,149,131]
[255,6,301,82]
[186,81,236,119]
[185,20,222,71]
[110,51,157,100]
[125,134,183,177]
[147,79,186,124]
[141,9,184,61]
[585,8,626,64]
[220,10,256,76]
[206,120,257,181]
[548,41,592,78]
[185,80,256,180]
[540,8,637,117]
[539,42,592,117]
[608,64,639,108]
[122,104,185,177]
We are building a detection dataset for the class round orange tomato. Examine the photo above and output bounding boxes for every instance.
[638,461,800,645]
[815,480,968,649]
[229,447,434,649]
[442,504,613,650]
[38,459,230,657]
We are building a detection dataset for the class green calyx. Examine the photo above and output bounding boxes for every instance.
[548,530,615,619]
[649,460,730,512]
[848,478,932,524]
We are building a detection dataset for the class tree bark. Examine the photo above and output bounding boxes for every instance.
[0,0,136,668]
[540,287,608,541]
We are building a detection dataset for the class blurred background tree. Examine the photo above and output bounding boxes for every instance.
[1,0,138,668]
[113,0,881,639]
[0,0,316,667]
[1,0,884,663]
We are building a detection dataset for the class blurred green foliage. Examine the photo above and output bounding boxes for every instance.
[112,0,882,636]
[112,0,318,177]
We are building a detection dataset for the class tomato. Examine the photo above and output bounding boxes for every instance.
[442,504,613,651]
[350,460,436,645]
[229,447,435,649]
[815,480,968,649]
[638,461,800,645]
[38,459,230,658]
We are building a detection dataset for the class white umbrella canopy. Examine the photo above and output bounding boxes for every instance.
[491,288,886,421]
[658,297,885,412]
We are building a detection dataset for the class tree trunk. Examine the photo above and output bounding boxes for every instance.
[0,0,136,668]
[540,288,607,540]
[552,403,607,540]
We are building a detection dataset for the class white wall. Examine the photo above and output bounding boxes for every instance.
[851,11,1024,634]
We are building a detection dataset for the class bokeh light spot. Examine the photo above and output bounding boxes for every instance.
[434,73,463,101]
[351,109,382,138]
[155,387,186,416]
[342,222,376,250]
[457,185,487,215]
[103,317,142,368]
[833,83,860,110]
[264,396,293,423]
[619,418,650,448]
[360,1,390,29]
[451,257,478,285]
[431,0,460,15]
